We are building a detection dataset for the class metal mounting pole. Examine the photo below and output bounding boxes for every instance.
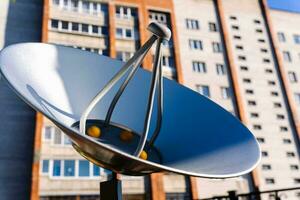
[100,172,122,200]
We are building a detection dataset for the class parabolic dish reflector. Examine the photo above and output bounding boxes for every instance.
[0,43,260,178]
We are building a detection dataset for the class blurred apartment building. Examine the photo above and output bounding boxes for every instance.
[0,0,42,199]
[1,0,300,200]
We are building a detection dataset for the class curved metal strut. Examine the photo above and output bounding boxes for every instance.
[79,22,170,157]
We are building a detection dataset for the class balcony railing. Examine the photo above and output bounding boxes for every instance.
[198,187,300,200]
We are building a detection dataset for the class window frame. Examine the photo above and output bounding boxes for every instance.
[277,32,286,42]
[192,61,206,73]
[196,85,210,97]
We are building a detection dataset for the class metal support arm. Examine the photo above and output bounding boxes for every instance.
[79,22,171,157]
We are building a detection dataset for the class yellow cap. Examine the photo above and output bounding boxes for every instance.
[87,126,101,138]
[119,130,134,142]
[139,150,148,160]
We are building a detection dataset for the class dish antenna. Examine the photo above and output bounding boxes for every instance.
[0,22,260,200]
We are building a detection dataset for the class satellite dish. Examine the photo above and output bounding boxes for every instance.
[0,22,260,179]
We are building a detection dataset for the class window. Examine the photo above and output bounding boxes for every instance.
[277,114,285,120]
[263,58,271,63]
[277,32,286,42]
[238,55,246,61]
[50,19,105,36]
[116,51,123,61]
[256,29,263,33]
[250,113,259,118]
[283,51,292,62]
[116,6,134,19]
[254,19,261,24]
[79,160,90,176]
[70,0,78,12]
[82,24,89,33]
[216,64,226,75]
[258,39,265,43]
[124,29,132,38]
[53,160,61,176]
[262,151,268,157]
[261,48,268,53]
[294,179,300,184]
[268,80,276,86]
[293,34,300,44]
[51,19,59,29]
[162,56,173,67]
[116,51,133,62]
[92,25,99,34]
[271,91,279,96]
[64,160,75,177]
[103,168,112,175]
[233,35,241,40]
[102,27,109,35]
[82,1,90,14]
[221,87,230,99]
[149,12,167,24]
[265,68,273,73]
[274,102,282,108]
[212,42,222,53]
[280,126,288,132]
[248,100,256,106]
[186,19,199,30]
[93,165,100,176]
[243,78,251,83]
[295,93,300,105]
[288,71,297,83]
[287,152,296,157]
[116,28,133,39]
[231,25,239,30]
[262,165,271,170]
[230,16,237,20]
[257,137,265,143]
[240,66,249,71]
[283,139,291,144]
[236,45,244,50]
[72,22,79,31]
[163,40,172,48]
[42,160,49,174]
[102,49,109,56]
[44,126,52,140]
[64,135,72,145]
[52,0,60,6]
[245,89,254,94]
[196,85,210,97]
[62,0,68,10]
[209,22,217,32]
[265,178,275,184]
[290,165,299,170]
[189,39,203,50]
[53,128,62,144]
[92,2,99,15]
[192,61,206,73]
[253,124,262,130]
[116,6,122,17]
[116,28,123,38]
[116,52,123,61]
[61,21,69,30]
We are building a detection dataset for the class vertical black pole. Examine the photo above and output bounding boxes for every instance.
[228,190,238,200]
[100,172,122,200]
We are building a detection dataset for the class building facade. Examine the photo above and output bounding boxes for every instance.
[0,0,43,199]
[0,0,299,200]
